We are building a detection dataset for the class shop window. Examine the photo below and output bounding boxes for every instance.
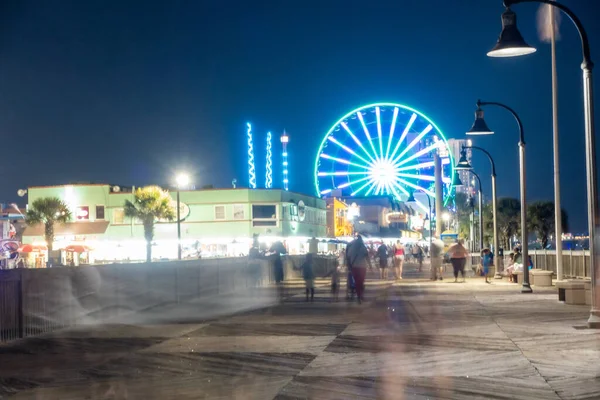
[75,206,89,221]
[233,205,245,220]
[215,205,226,220]
[252,204,277,227]
[96,205,105,220]
[113,208,124,224]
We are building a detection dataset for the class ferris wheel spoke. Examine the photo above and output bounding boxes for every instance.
[340,122,377,164]
[412,198,430,214]
[393,124,433,164]
[397,178,435,198]
[318,171,369,176]
[396,161,434,172]
[390,180,411,197]
[388,113,417,162]
[398,173,435,181]
[327,136,372,166]
[395,140,441,168]
[356,112,380,161]
[376,107,384,161]
[320,153,371,170]
[385,107,399,160]
[320,189,332,195]
[365,180,379,196]
[339,176,370,190]
[351,178,376,196]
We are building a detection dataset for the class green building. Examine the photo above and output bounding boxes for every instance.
[23,184,327,262]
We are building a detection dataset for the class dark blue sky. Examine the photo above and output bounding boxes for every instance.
[1,0,599,231]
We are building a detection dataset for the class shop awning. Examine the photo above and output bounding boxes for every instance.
[23,221,110,237]
[65,244,93,253]
[18,244,48,253]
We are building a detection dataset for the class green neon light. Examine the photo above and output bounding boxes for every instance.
[314,102,455,205]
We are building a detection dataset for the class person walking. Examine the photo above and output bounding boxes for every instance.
[346,235,372,303]
[392,240,405,280]
[430,236,445,280]
[301,253,316,301]
[448,239,468,283]
[377,242,389,280]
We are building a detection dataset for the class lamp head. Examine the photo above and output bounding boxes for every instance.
[454,148,473,170]
[487,8,537,58]
[451,172,463,187]
[406,192,416,203]
[176,173,190,188]
[466,106,494,135]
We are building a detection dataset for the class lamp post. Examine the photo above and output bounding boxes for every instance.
[467,100,531,293]
[465,170,483,253]
[456,145,501,277]
[175,173,190,260]
[488,0,598,324]
[407,190,433,253]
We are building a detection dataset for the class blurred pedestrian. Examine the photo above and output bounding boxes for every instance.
[448,239,468,283]
[346,235,372,303]
[377,242,389,280]
[301,253,315,302]
[392,240,405,280]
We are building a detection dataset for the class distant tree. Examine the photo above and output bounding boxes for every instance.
[496,198,521,250]
[528,201,570,248]
[455,192,473,241]
[25,197,72,251]
[124,186,176,262]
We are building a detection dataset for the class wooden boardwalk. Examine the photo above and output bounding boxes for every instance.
[1,266,599,399]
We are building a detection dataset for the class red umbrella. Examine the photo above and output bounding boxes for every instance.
[65,244,91,253]
[18,244,48,253]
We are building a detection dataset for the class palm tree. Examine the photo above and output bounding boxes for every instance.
[528,201,570,248]
[124,186,176,262]
[25,197,72,251]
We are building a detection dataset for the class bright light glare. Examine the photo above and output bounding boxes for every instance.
[369,159,397,189]
[442,212,450,221]
[487,46,536,57]
[176,173,190,187]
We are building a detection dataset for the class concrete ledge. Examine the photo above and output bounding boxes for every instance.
[556,280,586,305]
[585,281,592,305]
[530,269,553,287]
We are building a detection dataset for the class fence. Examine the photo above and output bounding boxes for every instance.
[0,255,336,343]
[467,250,591,278]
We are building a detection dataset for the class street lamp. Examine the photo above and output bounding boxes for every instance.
[467,99,531,293]
[455,145,501,278]
[465,170,483,253]
[175,173,190,260]
[407,190,433,253]
[488,0,599,328]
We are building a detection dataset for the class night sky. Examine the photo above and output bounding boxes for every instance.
[1,0,599,232]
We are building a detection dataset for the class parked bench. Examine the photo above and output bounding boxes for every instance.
[530,269,553,287]
[556,281,586,305]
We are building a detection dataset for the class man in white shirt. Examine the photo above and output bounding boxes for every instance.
[430,236,445,280]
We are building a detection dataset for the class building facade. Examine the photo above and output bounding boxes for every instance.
[23,184,327,262]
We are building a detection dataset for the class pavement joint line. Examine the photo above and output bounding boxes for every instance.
[467,289,564,400]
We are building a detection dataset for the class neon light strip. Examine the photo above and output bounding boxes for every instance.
[320,189,332,195]
[391,180,411,196]
[365,180,378,196]
[397,177,435,198]
[319,153,371,169]
[385,107,399,160]
[351,178,376,196]
[340,122,377,164]
[394,124,433,163]
[327,136,372,165]
[389,113,417,162]
[318,171,369,176]
[281,132,289,191]
[247,123,256,189]
[357,111,379,161]
[339,176,370,189]
[396,161,434,171]
[265,132,273,188]
[398,173,435,181]
[395,140,441,167]
[376,107,383,160]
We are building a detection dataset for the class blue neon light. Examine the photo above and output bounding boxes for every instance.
[247,123,256,189]
[265,131,273,188]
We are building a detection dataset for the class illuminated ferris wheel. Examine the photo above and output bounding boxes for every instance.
[314,102,454,211]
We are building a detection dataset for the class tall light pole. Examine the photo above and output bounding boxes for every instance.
[456,146,501,277]
[487,0,598,325]
[465,170,483,253]
[176,173,190,260]
[466,100,531,293]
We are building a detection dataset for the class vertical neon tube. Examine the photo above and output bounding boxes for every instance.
[247,123,256,189]
[265,131,273,188]
[281,130,289,191]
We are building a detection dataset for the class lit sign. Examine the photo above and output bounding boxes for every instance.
[297,200,306,222]
[347,202,360,220]
[386,212,407,224]
[410,215,424,230]
[158,201,190,222]
[76,206,89,220]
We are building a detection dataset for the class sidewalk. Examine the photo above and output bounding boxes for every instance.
[1,265,599,399]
